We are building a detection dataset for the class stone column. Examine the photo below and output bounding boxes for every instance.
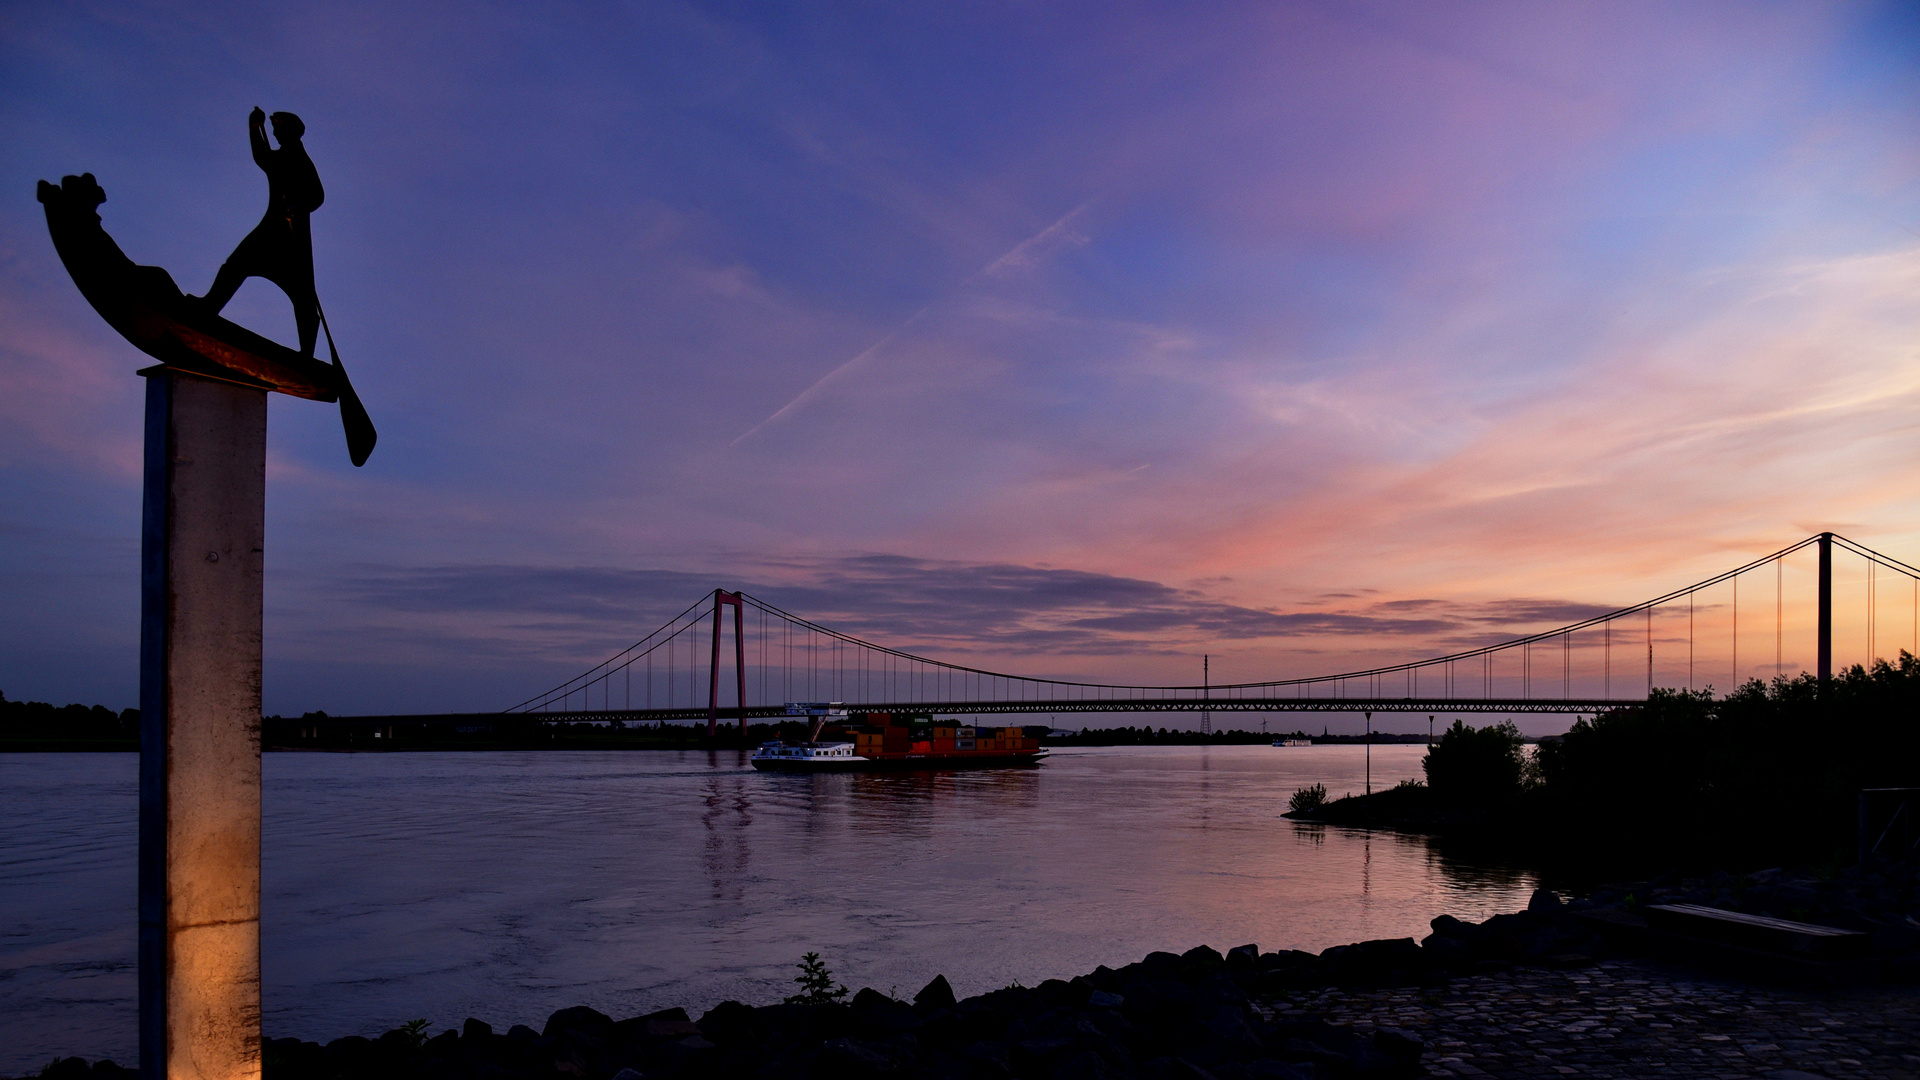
[139,369,266,1080]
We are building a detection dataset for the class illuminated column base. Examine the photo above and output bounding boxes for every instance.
[139,368,265,1080]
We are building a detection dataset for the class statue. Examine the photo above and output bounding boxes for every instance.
[37,109,374,466]
[197,108,325,360]
[36,110,384,1080]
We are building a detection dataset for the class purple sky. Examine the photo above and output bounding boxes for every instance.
[3,2,1917,724]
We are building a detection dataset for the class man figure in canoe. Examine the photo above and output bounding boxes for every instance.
[196,107,324,358]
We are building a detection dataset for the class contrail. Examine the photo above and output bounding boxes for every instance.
[729,307,931,445]
[731,200,1095,445]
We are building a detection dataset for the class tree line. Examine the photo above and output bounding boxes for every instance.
[1410,656,1920,872]
[0,691,138,748]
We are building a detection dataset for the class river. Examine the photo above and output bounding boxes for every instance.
[0,744,1532,1072]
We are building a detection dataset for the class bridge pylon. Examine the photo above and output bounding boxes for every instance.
[707,589,748,739]
[1818,532,1832,691]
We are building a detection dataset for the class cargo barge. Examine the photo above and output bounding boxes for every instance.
[750,704,1048,773]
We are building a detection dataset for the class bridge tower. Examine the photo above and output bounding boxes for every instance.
[1818,531,1833,690]
[1200,655,1211,736]
[707,589,748,739]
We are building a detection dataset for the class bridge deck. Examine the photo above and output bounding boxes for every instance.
[318,697,1637,728]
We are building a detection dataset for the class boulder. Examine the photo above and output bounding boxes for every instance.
[1055,1048,1131,1080]
[697,999,759,1044]
[914,973,957,1011]
[1320,937,1427,986]
[1143,1056,1224,1079]
[1119,977,1198,1029]
[1012,1032,1080,1073]
[851,987,922,1034]
[1428,913,1489,942]
[960,1038,1016,1077]
[1419,933,1476,967]
[819,1035,898,1076]
[1243,1058,1317,1080]
[1181,944,1226,970]
[1197,1002,1265,1059]
[544,1004,612,1039]
[1142,951,1184,973]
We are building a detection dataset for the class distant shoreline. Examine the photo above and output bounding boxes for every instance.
[0,716,1442,753]
[0,733,1441,753]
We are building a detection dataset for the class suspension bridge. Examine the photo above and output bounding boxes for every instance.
[472,532,1920,738]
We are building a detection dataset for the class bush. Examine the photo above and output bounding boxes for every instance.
[1533,687,1716,822]
[1288,783,1327,813]
[1422,719,1526,805]
[784,952,848,1006]
[1532,660,1920,866]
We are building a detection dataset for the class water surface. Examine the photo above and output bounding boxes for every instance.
[0,745,1531,1072]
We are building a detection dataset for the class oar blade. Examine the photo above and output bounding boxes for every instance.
[334,360,377,467]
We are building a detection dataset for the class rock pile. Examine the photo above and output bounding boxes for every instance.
[248,944,1428,1079]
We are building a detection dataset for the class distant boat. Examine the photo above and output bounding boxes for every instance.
[750,704,1048,772]
[1272,738,1312,747]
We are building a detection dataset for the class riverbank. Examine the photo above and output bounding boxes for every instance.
[23,871,1917,1080]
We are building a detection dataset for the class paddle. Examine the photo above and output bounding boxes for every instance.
[315,300,376,466]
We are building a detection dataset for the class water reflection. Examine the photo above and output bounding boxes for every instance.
[1361,833,1372,916]
[0,745,1533,1075]
[699,766,753,903]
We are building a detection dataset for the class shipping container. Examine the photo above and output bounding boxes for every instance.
[956,739,975,750]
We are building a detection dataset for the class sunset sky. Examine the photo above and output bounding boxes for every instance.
[3,2,1917,723]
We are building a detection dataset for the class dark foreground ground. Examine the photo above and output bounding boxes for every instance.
[1284,960,1920,1080]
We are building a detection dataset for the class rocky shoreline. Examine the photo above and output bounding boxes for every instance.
[22,860,1918,1080]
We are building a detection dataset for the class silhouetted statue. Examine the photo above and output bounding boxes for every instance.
[197,108,325,358]
[38,136,375,465]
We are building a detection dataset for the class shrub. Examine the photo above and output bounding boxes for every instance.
[1422,719,1526,805]
[784,952,848,1006]
[1531,662,1920,866]
[1288,783,1328,813]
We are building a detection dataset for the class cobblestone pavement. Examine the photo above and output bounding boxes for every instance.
[1261,960,1920,1080]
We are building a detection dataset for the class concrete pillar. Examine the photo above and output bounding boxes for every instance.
[140,369,266,1080]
